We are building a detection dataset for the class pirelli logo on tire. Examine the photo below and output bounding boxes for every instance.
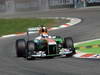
[75,44,100,50]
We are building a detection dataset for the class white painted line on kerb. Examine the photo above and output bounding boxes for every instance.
[2,34,16,38]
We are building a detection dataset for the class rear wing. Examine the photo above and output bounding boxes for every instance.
[27,27,40,33]
[27,27,40,40]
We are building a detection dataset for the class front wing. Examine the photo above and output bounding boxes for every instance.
[30,48,73,57]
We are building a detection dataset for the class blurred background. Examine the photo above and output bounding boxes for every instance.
[0,0,100,13]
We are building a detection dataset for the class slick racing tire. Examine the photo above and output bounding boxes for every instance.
[64,37,76,55]
[26,41,35,60]
[16,39,26,57]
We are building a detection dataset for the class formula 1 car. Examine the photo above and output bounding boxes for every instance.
[16,26,76,60]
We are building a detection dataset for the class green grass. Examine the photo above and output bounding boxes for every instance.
[75,40,100,47]
[78,48,100,54]
[75,40,100,54]
[0,18,57,36]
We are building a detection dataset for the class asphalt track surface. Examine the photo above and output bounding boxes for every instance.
[0,8,100,75]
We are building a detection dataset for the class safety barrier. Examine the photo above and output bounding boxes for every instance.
[87,0,100,6]
[0,0,100,12]
[48,0,74,8]
[0,0,74,12]
[0,0,6,12]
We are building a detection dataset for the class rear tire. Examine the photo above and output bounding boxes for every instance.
[16,39,26,57]
[64,37,76,55]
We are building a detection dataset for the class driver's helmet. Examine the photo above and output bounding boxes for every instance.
[39,27,48,38]
[39,27,48,34]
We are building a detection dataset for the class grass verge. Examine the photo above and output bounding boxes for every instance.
[0,18,69,36]
[75,40,100,54]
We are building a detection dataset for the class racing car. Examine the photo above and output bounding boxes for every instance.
[16,26,76,60]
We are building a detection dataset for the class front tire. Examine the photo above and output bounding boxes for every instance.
[64,37,76,55]
[16,39,26,57]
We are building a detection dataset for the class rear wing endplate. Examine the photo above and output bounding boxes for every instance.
[27,27,40,40]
